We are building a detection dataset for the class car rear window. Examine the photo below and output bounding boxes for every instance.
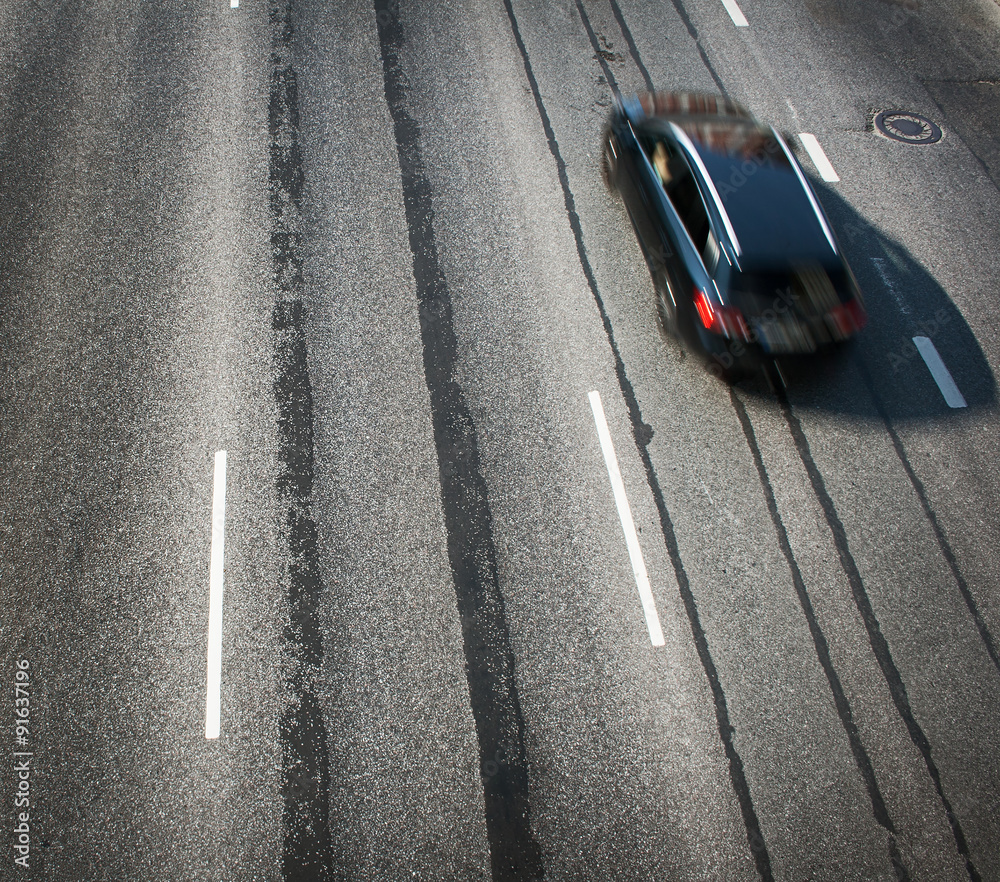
[728,265,848,316]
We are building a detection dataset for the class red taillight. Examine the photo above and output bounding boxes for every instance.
[827,298,868,337]
[694,288,749,338]
[846,298,867,330]
[694,289,715,329]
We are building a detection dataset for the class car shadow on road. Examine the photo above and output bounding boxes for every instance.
[737,178,997,421]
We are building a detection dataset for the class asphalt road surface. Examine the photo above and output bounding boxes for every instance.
[2,0,1000,880]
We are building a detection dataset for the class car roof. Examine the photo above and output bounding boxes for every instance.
[636,112,839,268]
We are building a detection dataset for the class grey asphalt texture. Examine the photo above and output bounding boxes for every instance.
[1,0,999,880]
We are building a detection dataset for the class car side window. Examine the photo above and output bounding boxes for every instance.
[666,162,710,254]
[640,137,680,188]
[702,231,720,274]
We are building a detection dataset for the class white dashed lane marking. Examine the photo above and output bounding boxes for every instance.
[872,257,911,317]
[205,450,228,740]
[589,391,665,647]
[798,133,841,182]
[720,0,749,26]
[913,337,967,408]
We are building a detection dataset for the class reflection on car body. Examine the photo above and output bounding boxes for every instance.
[601,90,867,381]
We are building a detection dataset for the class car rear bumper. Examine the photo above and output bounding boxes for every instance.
[695,311,861,378]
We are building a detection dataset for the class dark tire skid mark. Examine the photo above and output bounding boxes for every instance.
[373,3,544,880]
[777,387,982,882]
[606,0,655,92]
[854,356,1000,676]
[661,0,730,97]
[730,390,912,882]
[269,1,335,879]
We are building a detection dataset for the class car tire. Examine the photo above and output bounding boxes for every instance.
[601,135,617,191]
[655,275,678,338]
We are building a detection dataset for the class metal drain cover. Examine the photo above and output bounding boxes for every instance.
[874,110,942,144]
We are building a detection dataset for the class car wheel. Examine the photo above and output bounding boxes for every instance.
[601,135,617,190]
[655,275,678,338]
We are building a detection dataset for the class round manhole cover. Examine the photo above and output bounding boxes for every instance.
[874,110,942,144]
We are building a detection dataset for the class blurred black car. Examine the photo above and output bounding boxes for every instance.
[601,91,866,380]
